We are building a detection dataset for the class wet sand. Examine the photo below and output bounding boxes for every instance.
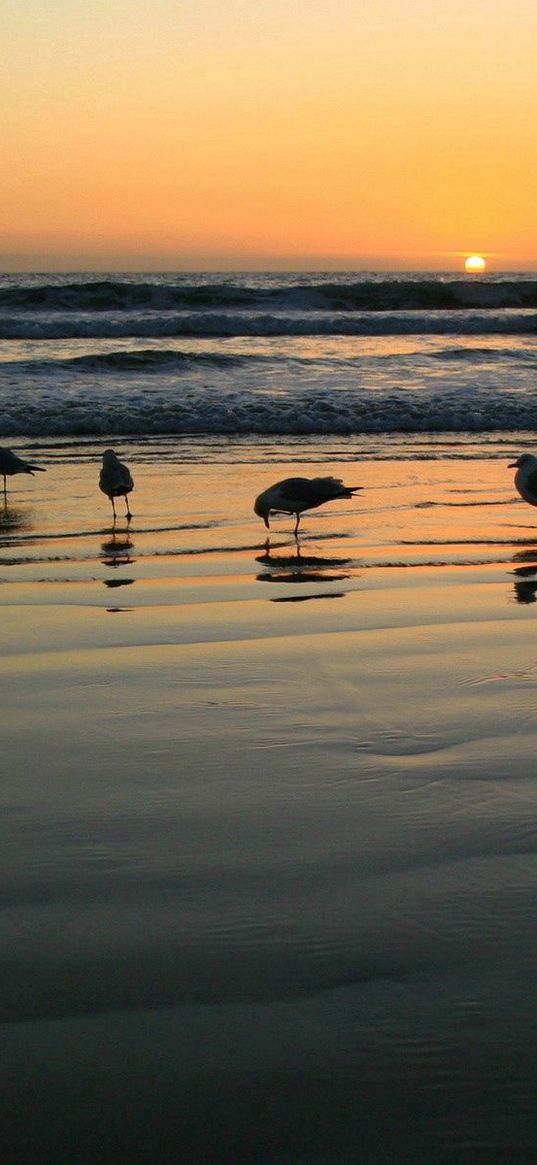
[2,437,537,1162]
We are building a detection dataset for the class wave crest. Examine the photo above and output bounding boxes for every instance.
[1,309,535,341]
[1,277,536,314]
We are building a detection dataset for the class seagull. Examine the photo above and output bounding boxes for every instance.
[0,446,46,501]
[509,453,537,510]
[254,476,363,536]
[99,449,134,521]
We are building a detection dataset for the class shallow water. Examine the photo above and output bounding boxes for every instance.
[3,435,537,1161]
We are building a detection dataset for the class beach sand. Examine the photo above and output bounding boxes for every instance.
[3,438,537,1163]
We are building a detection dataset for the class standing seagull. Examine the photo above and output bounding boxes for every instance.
[0,446,46,502]
[509,453,537,510]
[99,449,134,521]
[254,476,363,536]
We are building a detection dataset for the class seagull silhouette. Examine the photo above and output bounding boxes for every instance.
[99,449,134,521]
[0,446,46,502]
[254,476,362,536]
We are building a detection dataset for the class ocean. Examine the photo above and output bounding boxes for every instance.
[0,270,536,440]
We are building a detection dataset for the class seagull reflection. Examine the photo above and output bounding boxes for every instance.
[272,591,346,604]
[0,506,32,535]
[255,541,351,588]
[101,528,135,594]
[103,577,135,589]
[512,560,537,604]
[512,564,537,576]
[514,581,537,604]
[101,529,134,569]
[511,547,537,564]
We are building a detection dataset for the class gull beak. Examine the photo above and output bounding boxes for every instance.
[508,461,518,468]
[264,515,270,529]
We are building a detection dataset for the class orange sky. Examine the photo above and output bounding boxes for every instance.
[2,0,536,271]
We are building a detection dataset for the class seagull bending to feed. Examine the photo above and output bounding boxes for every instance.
[0,446,46,501]
[99,449,134,520]
[509,453,537,511]
[254,476,363,536]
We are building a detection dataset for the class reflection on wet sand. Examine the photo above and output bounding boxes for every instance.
[0,505,33,538]
[101,529,135,569]
[101,528,135,609]
[513,581,537,604]
[512,565,537,604]
[256,542,351,583]
[511,545,537,604]
[255,542,353,603]
[272,591,346,603]
[104,577,135,589]
[511,548,537,565]
[6,447,537,1165]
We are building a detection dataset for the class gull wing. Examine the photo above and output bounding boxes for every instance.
[100,462,134,493]
[299,477,359,505]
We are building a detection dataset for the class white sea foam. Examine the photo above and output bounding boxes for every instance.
[0,381,536,437]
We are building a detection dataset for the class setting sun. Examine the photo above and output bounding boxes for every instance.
[464,255,487,273]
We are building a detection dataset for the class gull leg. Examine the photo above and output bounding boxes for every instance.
[293,512,301,538]
[111,496,117,522]
[125,494,132,521]
[3,475,7,505]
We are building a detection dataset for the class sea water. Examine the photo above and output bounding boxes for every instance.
[0,271,536,439]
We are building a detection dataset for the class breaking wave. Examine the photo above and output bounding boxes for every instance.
[2,386,537,438]
[1,272,535,438]
[1,309,535,341]
[1,277,536,313]
[18,349,252,373]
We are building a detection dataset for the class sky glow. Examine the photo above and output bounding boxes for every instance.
[2,0,536,271]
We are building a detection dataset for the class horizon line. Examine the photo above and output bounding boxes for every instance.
[1,266,536,276]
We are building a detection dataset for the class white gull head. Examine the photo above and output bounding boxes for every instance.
[509,453,537,508]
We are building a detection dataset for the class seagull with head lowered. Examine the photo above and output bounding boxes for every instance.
[0,446,46,501]
[509,453,537,510]
[99,449,134,521]
[254,476,363,536]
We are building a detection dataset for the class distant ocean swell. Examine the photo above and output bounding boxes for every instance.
[1,278,536,312]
